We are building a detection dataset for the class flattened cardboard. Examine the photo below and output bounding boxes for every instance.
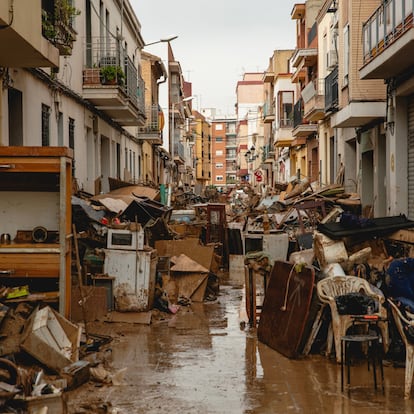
[155,239,214,271]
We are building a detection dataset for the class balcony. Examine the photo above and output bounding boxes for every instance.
[325,67,339,113]
[226,138,237,147]
[361,0,414,79]
[262,144,275,164]
[0,0,59,67]
[275,119,293,147]
[82,38,145,127]
[263,71,274,83]
[292,99,318,138]
[263,101,275,123]
[302,79,325,122]
[173,142,185,164]
[291,48,318,69]
[138,105,162,145]
[42,0,79,57]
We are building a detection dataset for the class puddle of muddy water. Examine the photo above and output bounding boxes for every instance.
[67,281,414,414]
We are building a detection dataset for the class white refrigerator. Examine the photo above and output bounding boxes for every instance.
[103,248,157,311]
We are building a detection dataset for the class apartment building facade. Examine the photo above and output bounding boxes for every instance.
[290,0,324,182]
[263,50,295,186]
[140,50,168,187]
[1,0,149,195]
[329,0,386,216]
[191,110,211,191]
[209,116,237,190]
[360,0,414,218]
[211,119,227,189]
[235,73,265,187]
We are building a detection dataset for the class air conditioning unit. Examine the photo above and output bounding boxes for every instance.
[327,50,338,70]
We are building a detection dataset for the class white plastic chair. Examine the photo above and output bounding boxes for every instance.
[317,275,389,363]
[388,298,414,399]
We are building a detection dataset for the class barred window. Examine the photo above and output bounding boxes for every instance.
[69,117,75,149]
[41,104,50,146]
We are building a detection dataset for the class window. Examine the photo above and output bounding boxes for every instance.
[58,112,63,146]
[216,150,223,156]
[278,91,294,127]
[215,124,223,131]
[216,136,223,142]
[69,117,75,149]
[116,143,121,179]
[8,88,23,146]
[343,25,349,86]
[215,163,223,168]
[216,175,223,181]
[41,104,50,146]
[132,151,136,180]
[226,149,237,158]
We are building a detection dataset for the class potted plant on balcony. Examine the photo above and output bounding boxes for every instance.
[100,66,125,86]
[42,0,80,56]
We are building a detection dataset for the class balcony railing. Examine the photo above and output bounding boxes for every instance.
[308,22,317,46]
[279,118,293,128]
[42,0,79,56]
[293,99,304,128]
[83,37,143,110]
[262,144,275,163]
[325,67,339,113]
[302,78,325,103]
[263,101,275,118]
[174,142,185,160]
[363,0,414,64]
[139,105,161,135]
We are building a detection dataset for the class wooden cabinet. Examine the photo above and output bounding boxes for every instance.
[0,147,73,317]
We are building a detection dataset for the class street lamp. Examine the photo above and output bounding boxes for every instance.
[144,35,178,47]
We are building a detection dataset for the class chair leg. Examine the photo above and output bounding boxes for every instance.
[405,345,414,399]
[332,318,347,363]
[378,321,389,354]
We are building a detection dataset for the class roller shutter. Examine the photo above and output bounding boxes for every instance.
[408,96,414,219]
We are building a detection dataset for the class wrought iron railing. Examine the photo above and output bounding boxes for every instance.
[83,37,143,110]
[325,67,338,113]
[308,22,317,46]
[174,142,185,159]
[42,0,79,55]
[293,100,304,128]
[263,101,275,118]
[139,105,160,134]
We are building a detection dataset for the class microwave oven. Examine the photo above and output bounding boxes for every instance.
[107,228,144,250]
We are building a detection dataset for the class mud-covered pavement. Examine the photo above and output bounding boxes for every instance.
[66,277,414,413]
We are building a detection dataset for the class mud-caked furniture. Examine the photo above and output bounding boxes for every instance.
[317,275,389,363]
[388,298,414,399]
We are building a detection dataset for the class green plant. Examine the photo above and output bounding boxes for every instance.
[42,10,56,39]
[42,0,80,53]
[55,0,81,26]
[100,65,125,85]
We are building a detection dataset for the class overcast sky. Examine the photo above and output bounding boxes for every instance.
[130,0,298,115]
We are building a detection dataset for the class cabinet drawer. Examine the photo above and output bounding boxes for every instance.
[0,253,59,278]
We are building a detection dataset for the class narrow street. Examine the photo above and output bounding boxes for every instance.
[66,274,414,414]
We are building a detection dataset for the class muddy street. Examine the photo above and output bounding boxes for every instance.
[66,277,414,414]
